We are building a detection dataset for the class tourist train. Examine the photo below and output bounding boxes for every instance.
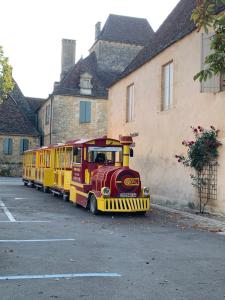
[23,136,150,214]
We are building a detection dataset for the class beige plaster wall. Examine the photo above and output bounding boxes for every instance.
[108,30,225,215]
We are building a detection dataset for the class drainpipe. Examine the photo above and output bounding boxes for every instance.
[50,95,53,144]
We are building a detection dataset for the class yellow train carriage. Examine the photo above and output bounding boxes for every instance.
[23,136,150,214]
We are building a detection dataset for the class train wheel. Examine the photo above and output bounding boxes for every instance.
[43,187,49,193]
[89,194,99,215]
[62,193,69,202]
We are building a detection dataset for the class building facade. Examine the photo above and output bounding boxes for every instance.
[108,0,225,214]
[38,14,154,145]
[0,84,43,176]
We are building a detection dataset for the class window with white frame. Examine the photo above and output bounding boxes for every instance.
[162,61,173,111]
[126,84,135,122]
[201,33,225,93]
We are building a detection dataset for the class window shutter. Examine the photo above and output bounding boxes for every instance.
[85,102,91,123]
[20,140,24,154]
[221,73,225,91]
[24,139,29,151]
[8,138,12,155]
[80,101,86,123]
[201,33,220,93]
[3,139,8,154]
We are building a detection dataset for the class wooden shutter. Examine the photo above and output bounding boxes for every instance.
[24,139,29,151]
[80,101,86,123]
[20,139,29,154]
[8,138,12,154]
[85,102,91,123]
[221,73,225,91]
[3,138,8,154]
[201,33,220,93]
[20,140,24,154]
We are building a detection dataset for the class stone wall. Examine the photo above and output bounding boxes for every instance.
[90,40,143,72]
[0,135,39,176]
[38,98,51,145]
[39,95,108,145]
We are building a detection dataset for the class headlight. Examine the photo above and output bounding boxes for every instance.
[143,187,150,196]
[101,187,111,197]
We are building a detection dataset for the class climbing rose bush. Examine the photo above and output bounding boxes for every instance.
[175,126,222,172]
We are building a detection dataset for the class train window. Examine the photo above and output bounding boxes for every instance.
[88,147,122,164]
[73,148,82,164]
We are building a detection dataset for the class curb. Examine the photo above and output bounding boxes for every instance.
[151,203,225,231]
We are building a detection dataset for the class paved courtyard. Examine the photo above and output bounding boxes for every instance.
[0,177,225,300]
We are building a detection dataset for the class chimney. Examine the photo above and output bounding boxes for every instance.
[61,39,76,80]
[95,22,101,40]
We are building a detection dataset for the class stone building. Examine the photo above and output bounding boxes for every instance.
[38,14,154,145]
[107,0,225,214]
[0,82,44,176]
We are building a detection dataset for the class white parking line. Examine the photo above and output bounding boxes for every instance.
[218,231,225,235]
[0,239,75,243]
[0,273,121,280]
[0,200,16,222]
[0,221,51,223]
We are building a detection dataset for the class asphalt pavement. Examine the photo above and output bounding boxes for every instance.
[0,177,225,300]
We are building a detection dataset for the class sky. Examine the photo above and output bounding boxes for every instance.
[0,0,180,98]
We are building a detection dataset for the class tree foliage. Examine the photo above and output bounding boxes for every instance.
[191,0,225,81]
[0,46,14,104]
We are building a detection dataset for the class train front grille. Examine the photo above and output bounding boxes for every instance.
[104,197,149,212]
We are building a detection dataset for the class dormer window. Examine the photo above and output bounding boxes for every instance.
[79,72,93,95]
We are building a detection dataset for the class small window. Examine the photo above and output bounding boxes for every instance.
[73,148,82,163]
[126,84,135,122]
[80,101,91,123]
[3,138,13,155]
[162,61,173,111]
[20,139,29,155]
[80,73,93,95]
[45,104,51,125]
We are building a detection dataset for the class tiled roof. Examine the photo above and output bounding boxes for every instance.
[25,97,47,112]
[111,0,225,85]
[97,14,154,46]
[0,84,39,136]
[54,52,120,98]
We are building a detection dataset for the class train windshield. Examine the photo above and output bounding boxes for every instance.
[88,147,123,164]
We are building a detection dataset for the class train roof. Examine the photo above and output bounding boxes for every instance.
[24,137,122,153]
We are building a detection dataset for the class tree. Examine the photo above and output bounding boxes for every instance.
[0,46,14,104]
[191,0,225,81]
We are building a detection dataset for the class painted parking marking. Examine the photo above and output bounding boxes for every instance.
[0,239,75,243]
[0,200,16,222]
[0,273,121,281]
[218,231,225,235]
[0,221,51,223]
